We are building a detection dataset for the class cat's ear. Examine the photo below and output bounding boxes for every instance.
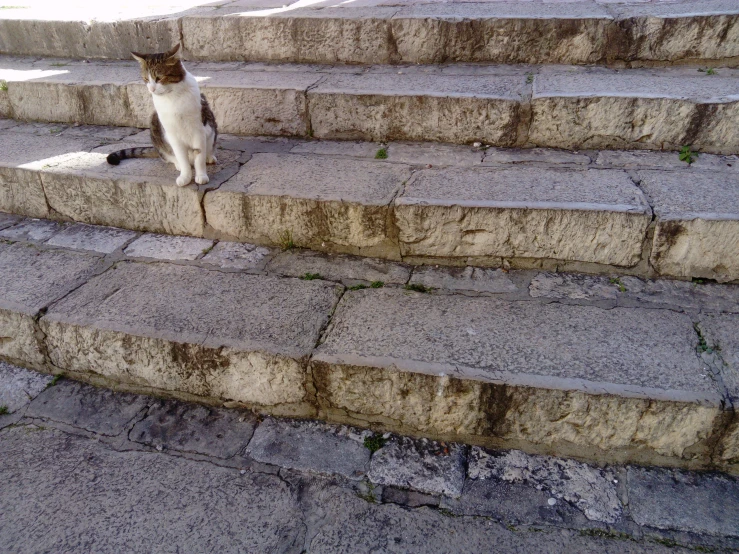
[131,52,146,64]
[165,43,181,61]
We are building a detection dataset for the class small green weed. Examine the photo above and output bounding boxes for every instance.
[278,230,294,251]
[692,278,706,285]
[526,73,534,84]
[49,127,63,135]
[48,374,63,387]
[0,405,9,416]
[698,68,717,76]
[579,529,631,541]
[300,272,322,281]
[363,434,387,453]
[694,323,716,354]
[348,284,368,291]
[370,281,384,288]
[201,244,215,256]
[609,277,626,293]
[49,62,68,67]
[679,145,698,165]
[405,283,431,293]
[0,80,8,91]
[375,148,388,160]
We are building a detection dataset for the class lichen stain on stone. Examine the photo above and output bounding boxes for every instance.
[653,220,685,263]
[169,342,231,392]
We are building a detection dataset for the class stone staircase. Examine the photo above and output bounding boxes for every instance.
[0,0,738,475]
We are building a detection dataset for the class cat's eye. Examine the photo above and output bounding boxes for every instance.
[155,77,161,83]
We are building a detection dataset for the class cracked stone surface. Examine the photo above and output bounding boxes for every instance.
[124,233,215,261]
[131,399,257,458]
[246,417,371,479]
[45,223,137,253]
[0,218,65,242]
[368,436,467,497]
[267,249,410,284]
[200,241,273,270]
[409,265,518,293]
[0,362,52,413]
[467,448,621,523]
[26,379,149,436]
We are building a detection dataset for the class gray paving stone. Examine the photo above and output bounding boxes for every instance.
[595,150,691,170]
[40,262,341,410]
[387,142,483,167]
[396,167,651,266]
[0,212,21,230]
[467,447,621,523]
[267,249,410,284]
[130,399,257,458]
[530,272,739,312]
[0,426,305,553]
[440,477,591,528]
[627,466,739,538]
[246,417,370,479]
[313,289,724,462]
[46,223,137,253]
[483,147,591,166]
[410,266,518,293]
[0,218,65,242]
[26,379,149,436]
[368,436,466,497]
[638,171,739,282]
[200,241,273,270]
[0,362,52,414]
[381,486,440,508]
[124,233,215,261]
[290,140,382,158]
[699,314,739,404]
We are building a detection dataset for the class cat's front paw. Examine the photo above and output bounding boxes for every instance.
[206,155,218,164]
[195,174,210,185]
[176,174,192,187]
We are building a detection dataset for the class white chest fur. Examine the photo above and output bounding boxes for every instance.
[152,72,203,148]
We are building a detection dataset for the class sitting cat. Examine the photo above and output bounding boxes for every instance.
[107,43,218,187]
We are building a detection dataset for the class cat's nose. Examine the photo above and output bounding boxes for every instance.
[147,83,156,93]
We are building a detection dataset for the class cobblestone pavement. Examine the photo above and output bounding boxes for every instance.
[1,363,738,553]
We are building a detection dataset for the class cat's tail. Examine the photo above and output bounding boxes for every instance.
[106,147,159,165]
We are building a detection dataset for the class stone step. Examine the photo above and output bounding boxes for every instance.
[1,121,739,281]
[0,232,736,473]
[0,1,736,67]
[1,57,738,153]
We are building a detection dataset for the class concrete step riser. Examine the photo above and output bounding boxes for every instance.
[0,240,736,473]
[1,59,738,153]
[2,125,738,282]
[0,6,737,67]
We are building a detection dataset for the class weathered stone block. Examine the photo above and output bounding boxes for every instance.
[204,153,409,258]
[638,170,739,282]
[395,167,651,266]
[308,73,525,145]
[313,289,725,464]
[40,262,341,414]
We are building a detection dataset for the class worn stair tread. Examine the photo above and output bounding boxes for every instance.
[0,236,736,469]
[1,121,738,280]
[0,0,736,66]
[2,57,739,152]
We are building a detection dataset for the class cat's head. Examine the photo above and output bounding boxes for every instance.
[131,43,185,95]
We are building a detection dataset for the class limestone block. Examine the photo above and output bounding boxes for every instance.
[638,170,739,282]
[204,153,410,257]
[395,167,651,266]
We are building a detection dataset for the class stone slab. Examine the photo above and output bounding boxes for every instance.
[467,447,621,523]
[40,262,341,411]
[26,379,149,436]
[638,171,739,282]
[267,249,410,284]
[39,143,240,237]
[409,266,518,293]
[45,223,137,253]
[529,272,739,313]
[395,167,651,266]
[313,288,724,462]
[290,140,382,159]
[368,436,466,497]
[246,417,370,479]
[595,150,739,172]
[483,147,591,167]
[0,218,64,242]
[0,362,52,414]
[200,241,273,270]
[0,212,21,230]
[124,234,214,261]
[530,69,739,154]
[699,315,739,404]
[308,72,526,145]
[131,399,257,458]
[204,153,410,257]
[627,466,739,538]
[387,142,484,167]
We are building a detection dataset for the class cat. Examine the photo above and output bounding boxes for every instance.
[106,43,218,187]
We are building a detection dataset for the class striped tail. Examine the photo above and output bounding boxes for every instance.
[106,147,159,165]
